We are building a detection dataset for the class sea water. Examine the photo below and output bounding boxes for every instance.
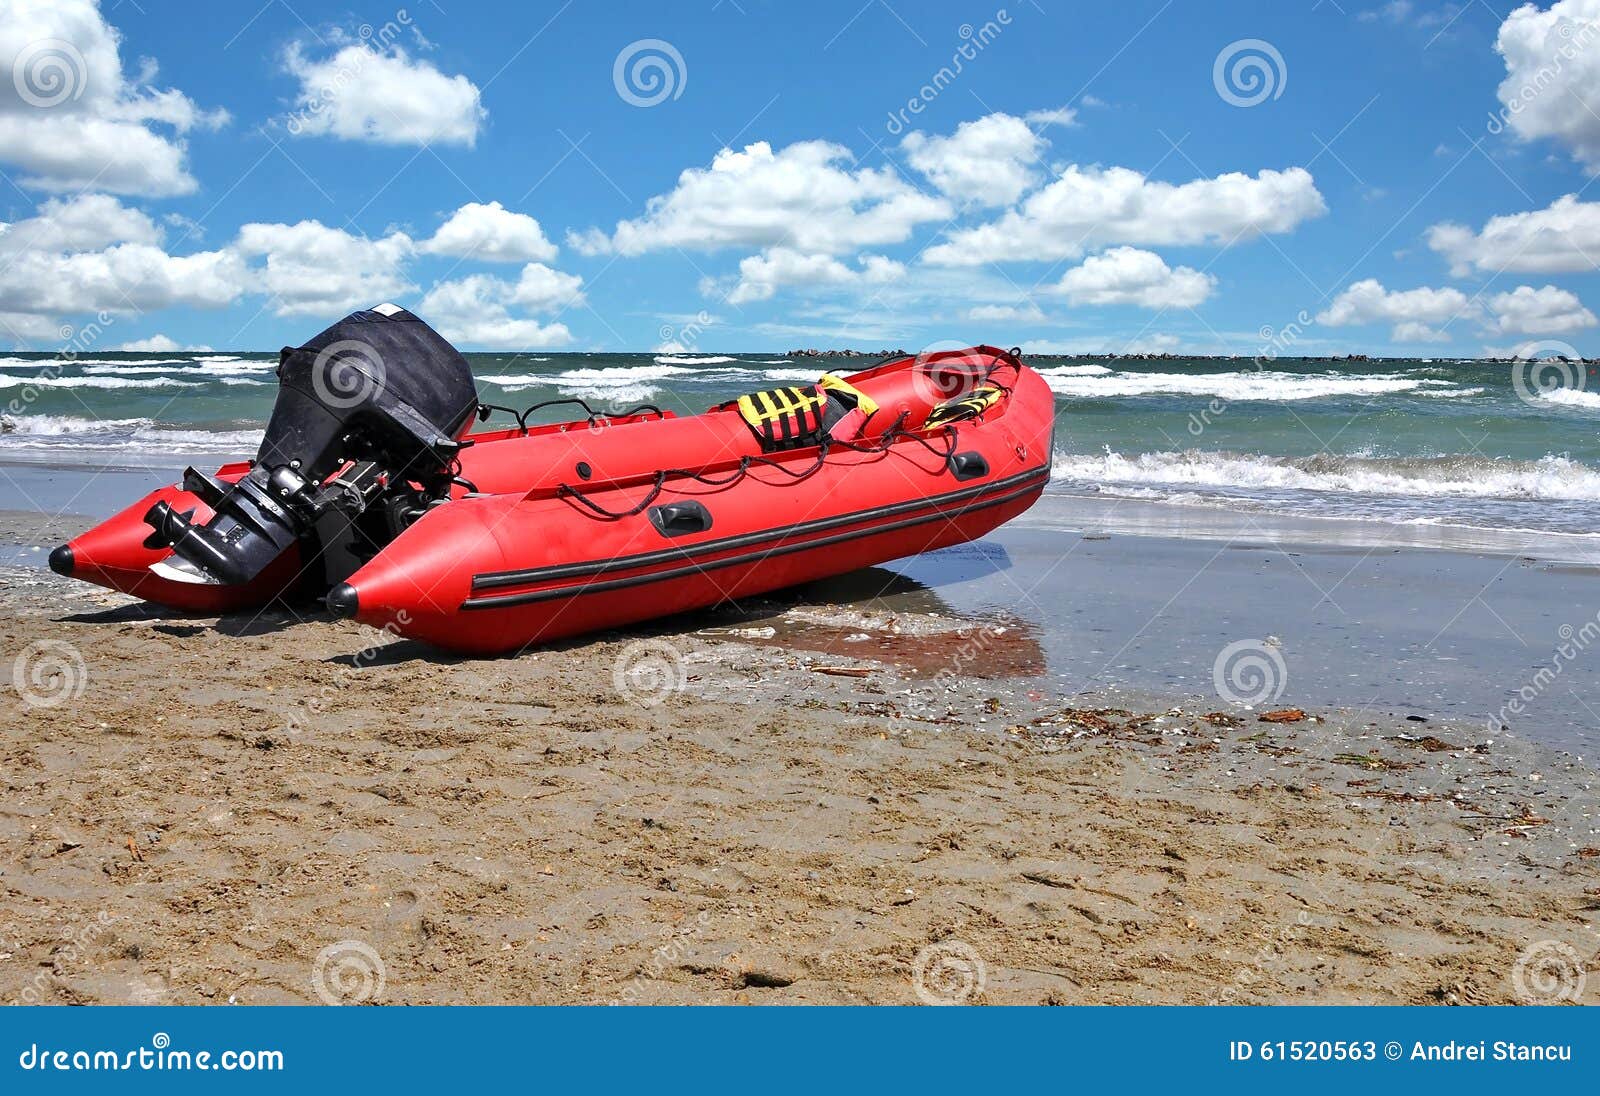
[3,351,1595,541]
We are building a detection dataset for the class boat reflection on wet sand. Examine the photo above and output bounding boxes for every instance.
[685,555,1046,680]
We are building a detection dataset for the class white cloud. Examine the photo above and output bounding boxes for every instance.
[1478,337,1593,358]
[726,248,904,304]
[1428,194,1600,275]
[0,193,160,252]
[417,264,581,349]
[1486,283,1598,334]
[234,221,415,316]
[1316,278,1475,340]
[506,262,584,312]
[738,264,1066,341]
[0,310,68,341]
[966,302,1047,323]
[1391,321,1449,342]
[117,334,211,352]
[1482,339,1588,358]
[1024,106,1078,126]
[0,192,248,325]
[578,140,951,256]
[1027,333,1184,355]
[1120,334,1183,354]
[284,43,485,147]
[1493,0,1600,169]
[1360,2,1465,30]
[1359,1,1415,22]
[0,194,581,339]
[421,201,557,262]
[0,241,246,316]
[0,0,227,196]
[1050,247,1216,309]
[924,165,1325,265]
[0,114,221,198]
[902,113,1045,207]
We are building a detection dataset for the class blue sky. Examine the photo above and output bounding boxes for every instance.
[2,0,1600,356]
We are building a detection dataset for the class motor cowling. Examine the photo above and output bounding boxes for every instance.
[145,304,479,588]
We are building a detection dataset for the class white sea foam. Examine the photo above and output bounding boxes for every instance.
[0,373,204,389]
[476,374,541,389]
[761,367,826,382]
[1052,449,1600,502]
[1034,363,1113,377]
[1538,387,1600,410]
[82,364,193,375]
[654,355,738,365]
[200,361,275,375]
[553,364,726,402]
[81,360,274,376]
[479,364,705,391]
[1,413,149,436]
[128,427,263,450]
[1040,369,1437,400]
[76,357,188,366]
[557,364,698,384]
[0,357,189,368]
[0,413,262,452]
[558,383,662,403]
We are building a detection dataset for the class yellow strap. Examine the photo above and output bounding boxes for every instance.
[927,385,1003,425]
[759,389,782,420]
[968,386,1003,411]
[818,373,879,417]
[738,386,824,428]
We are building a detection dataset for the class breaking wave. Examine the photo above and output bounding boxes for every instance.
[1034,364,1113,378]
[1052,449,1600,502]
[1538,387,1600,410]
[80,360,275,377]
[0,413,263,453]
[0,373,205,389]
[1040,369,1446,401]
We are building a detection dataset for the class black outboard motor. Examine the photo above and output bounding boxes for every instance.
[145,305,479,588]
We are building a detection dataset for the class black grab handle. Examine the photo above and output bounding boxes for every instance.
[649,501,714,538]
[947,451,990,481]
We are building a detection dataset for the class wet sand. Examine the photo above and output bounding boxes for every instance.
[919,497,1600,758]
[1,504,1597,1005]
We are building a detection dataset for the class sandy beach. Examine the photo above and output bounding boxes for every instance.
[3,502,1598,1006]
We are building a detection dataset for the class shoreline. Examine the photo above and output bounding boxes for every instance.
[6,450,1599,561]
[6,454,1600,756]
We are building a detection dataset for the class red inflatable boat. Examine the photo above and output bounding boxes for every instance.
[51,307,1053,655]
